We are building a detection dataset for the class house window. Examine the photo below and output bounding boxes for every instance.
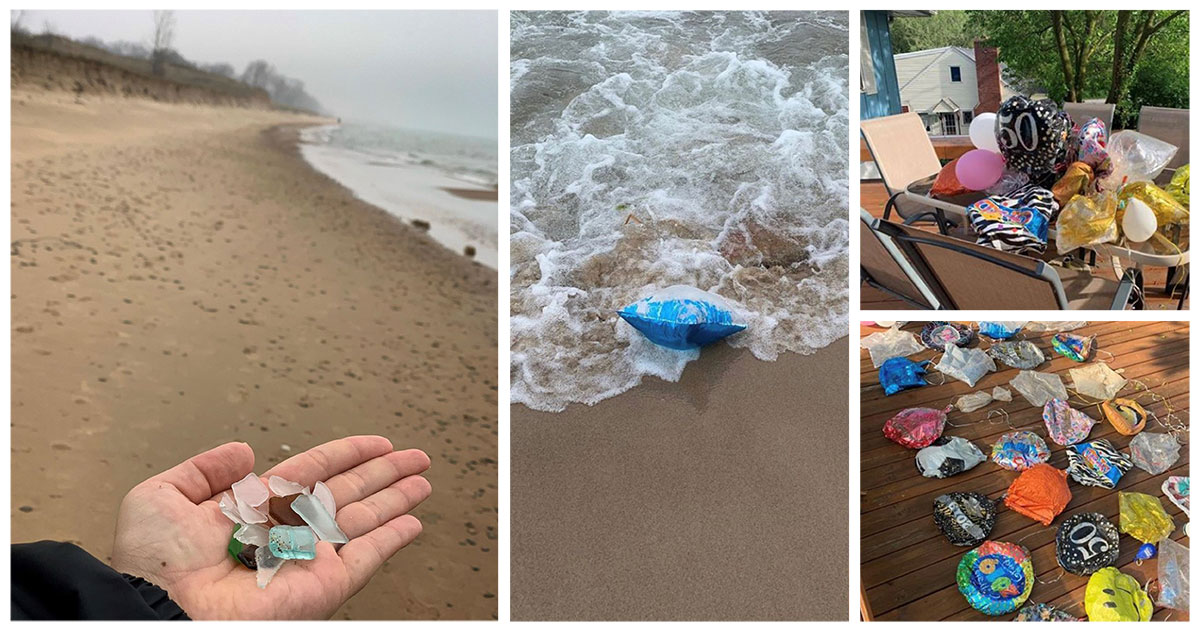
[950,66,962,82]
[963,111,973,124]
[939,112,959,136]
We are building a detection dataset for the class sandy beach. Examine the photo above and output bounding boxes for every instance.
[10,91,498,619]
[510,341,850,620]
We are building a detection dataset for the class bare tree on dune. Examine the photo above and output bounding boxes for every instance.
[150,10,175,76]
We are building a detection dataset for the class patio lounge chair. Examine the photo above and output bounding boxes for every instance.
[876,219,1136,310]
[1137,106,1189,184]
[860,112,960,227]
[1063,102,1115,132]
[859,209,940,309]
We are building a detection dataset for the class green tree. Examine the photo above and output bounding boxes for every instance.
[970,10,1188,128]
[890,10,974,54]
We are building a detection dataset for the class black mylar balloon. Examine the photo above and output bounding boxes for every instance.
[995,96,1071,177]
[1055,512,1119,575]
[934,492,997,547]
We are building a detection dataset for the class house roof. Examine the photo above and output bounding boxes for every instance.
[895,46,1015,97]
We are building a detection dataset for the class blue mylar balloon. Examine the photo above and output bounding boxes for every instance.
[1136,543,1157,561]
[618,286,746,351]
[979,321,1023,340]
[879,357,931,396]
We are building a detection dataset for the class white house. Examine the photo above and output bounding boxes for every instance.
[894,46,1017,136]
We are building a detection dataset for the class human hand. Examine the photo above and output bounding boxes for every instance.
[110,436,431,619]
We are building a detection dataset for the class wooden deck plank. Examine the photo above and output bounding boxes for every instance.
[859,321,1189,621]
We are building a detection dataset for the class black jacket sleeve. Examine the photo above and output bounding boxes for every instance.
[11,541,190,620]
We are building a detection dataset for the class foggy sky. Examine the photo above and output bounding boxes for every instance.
[19,10,498,139]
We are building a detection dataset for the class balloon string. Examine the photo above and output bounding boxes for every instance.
[985,408,1017,430]
[1036,567,1065,585]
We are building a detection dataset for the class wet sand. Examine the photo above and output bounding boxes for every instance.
[10,92,498,619]
[510,341,850,620]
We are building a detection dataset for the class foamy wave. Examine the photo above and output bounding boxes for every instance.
[511,11,848,412]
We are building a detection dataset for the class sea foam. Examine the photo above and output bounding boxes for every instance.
[511,11,849,411]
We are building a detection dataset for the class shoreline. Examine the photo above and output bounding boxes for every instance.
[11,93,498,620]
[510,340,850,620]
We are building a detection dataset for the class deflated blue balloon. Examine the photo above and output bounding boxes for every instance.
[979,321,1022,340]
[618,286,746,351]
[879,357,931,396]
[1136,543,1157,561]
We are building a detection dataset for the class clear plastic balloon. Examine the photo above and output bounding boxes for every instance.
[860,327,925,368]
[955,390,994,413]
[1103,130,1179,186]
[1010,370,1069,407]
[1129,432,1181,475]
[1157,537,1189,613]
[935,345,996,388]
[1069,362,1127,401]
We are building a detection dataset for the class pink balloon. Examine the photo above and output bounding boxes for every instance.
[954,149,1005,191]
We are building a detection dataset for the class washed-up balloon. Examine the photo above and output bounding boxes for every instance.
[1067,440,1132,489]
[883,406,950,449]
[1119,491,1175,544]
[1157,537,1189,613]
[878,356,931,396]
[1118,180,1189,227]
[1051,161,1094,208]
[1056,512,1119,575]
[965,185,1055,255]
[1104,130,1178,186]
[919,321,974,350]
[935,345,996,388]
[991,430,1050,471]
[1010,370,1068,407]
[618,285,746,350]
[1069,117,1111,172]
[1055,191,1118,254]
[1005,463,1071,525]
[917,436,985,478]
[1165,164,1189,208]
[996,96,1070,177]
[1042,398,1097,446]
[956,541,1034,615]
[860,326,925,368]
[988,340,1044,370]
[1069,362,1127,400]
[934,492,997,546]
[1129,432,1181,474]
[1051,332,1093,361]
[955,390,994,413]
[1014,603,1079,622]
[977,321,1025,340]
[1102,397,1148,435]
[1085,567,1153,621]
[1163,476,1189,517]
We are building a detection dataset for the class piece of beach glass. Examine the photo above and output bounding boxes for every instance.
[291,492,350,544]
[218,492,243,525]
[269,495,307,526]
[232,473,269,524]
[268,525,318,560]
[234,523,269,547]
[255,545,285,589]
[268,476,306,497]
[313,481,337,517]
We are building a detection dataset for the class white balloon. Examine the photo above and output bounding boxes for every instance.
[969,113,1000,152]
[1122,198,1158,243]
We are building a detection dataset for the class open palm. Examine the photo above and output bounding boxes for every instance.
[110,436,431,619]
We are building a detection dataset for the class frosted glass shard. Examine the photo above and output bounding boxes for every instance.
[234,523,269,547]
[268,476,306,497]
[233,473,269,507]
[255,545,285,589]
[218,492,244,525]
[268,525,318,560]
[291,493,349,544]
[313,481,336,516]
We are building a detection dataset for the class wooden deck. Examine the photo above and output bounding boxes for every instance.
[860,321,1190,621]
[859,181,1188,311]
